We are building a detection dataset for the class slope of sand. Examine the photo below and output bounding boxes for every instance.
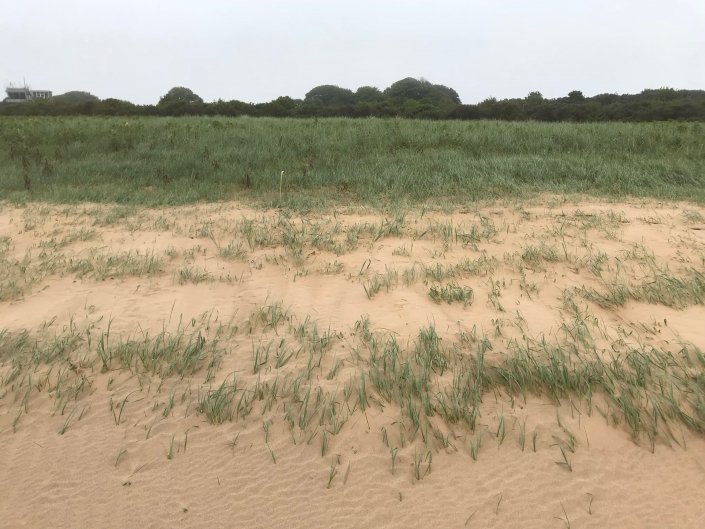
[2,198,705,528]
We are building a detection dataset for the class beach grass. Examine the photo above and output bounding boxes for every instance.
[1,116,704,209]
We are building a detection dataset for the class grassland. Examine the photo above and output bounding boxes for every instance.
[1,117,704,208]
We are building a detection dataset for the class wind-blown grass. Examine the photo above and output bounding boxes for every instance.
[3,301,705,459]
[1,117,704,208]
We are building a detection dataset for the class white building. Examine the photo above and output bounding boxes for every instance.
[3,85,52,103]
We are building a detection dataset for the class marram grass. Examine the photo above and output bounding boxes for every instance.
[1,116,704,209]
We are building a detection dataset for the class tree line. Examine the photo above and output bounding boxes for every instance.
[2,77,704,121]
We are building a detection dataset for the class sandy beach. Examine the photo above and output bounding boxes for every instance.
[2,197,705,528]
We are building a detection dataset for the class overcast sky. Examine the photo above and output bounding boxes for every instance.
[1,0,703,105]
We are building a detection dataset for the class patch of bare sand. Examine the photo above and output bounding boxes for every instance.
[2,198,705,528]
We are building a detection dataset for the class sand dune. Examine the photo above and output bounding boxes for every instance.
[2,198,705,528]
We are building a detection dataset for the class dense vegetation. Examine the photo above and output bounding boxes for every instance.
[2,78,705,121]
[1,117,703,208]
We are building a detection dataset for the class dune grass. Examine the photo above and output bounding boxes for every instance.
[4,302,705,461]
[1,116,704,209]
[2,153,705,485]
[2,196,705,483]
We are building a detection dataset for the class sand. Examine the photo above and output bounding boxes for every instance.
[1,197,705,528]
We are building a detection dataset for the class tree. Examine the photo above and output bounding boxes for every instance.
[640,88,678,101]
[158,87,204,106]
[525,91,544,103]
[477,97,498,119]
[355,86,383,103]
[259,96,300,117]
[304,85,355,106]
[494,100,525,120]
[385,77,429,100]
[449,104,481,119]
[382,77,461,118]
[96,98,136,115]
[51,91,100,104]
[384,77,460,106]
[567,90,585,102]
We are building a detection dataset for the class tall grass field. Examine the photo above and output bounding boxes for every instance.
[1,116,704,208]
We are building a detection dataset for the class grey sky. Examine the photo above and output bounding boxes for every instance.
[2,0,703,105]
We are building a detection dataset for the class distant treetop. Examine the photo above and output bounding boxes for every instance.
[355,86,384,102]
[158,87,204,106]
[52,91,100,104]
[384,77,460,106]
[304,85,356,106]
